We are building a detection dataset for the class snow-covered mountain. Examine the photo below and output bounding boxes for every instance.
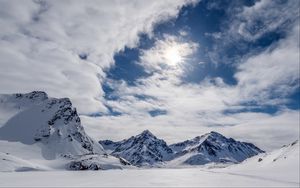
[100,130,264,167]
[0,91,127,171]
[0,91,102,156]
[100,130,174,166]
[169,131,264,165]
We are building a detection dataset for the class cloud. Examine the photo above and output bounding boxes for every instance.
[234,0,299,41]
[207,0,299,65]
[139,34,198,74]
[0,0,198,114]
[235,24,300,105]
[94,5,299,150]
[104,24,299,117]
[222,110,300,150]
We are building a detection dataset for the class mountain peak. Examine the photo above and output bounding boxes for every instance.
[139,130,155,138]
[15,91,48,101]
[100,129,173,166]
[170,131,264,165]
[207,131,224,137]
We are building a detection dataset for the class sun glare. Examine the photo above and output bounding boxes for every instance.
[164,46,182,65]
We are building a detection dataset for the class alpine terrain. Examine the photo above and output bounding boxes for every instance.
[0,91,129,171]
[100,130,264,166]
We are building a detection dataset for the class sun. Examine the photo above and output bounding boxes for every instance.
[164,46,182,65]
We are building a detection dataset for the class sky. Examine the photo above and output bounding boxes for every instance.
[0,0,299,151]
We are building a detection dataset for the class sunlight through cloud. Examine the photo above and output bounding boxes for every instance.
[164,45,183,65]
[140,35,198,73]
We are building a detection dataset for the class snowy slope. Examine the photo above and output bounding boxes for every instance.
[0,91,126,171]
[100,130,174,166]
[0,151,50,172]
[215,140,299,183]
[168,131,264,166]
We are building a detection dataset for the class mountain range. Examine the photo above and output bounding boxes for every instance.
[0,91,296,172]
[100,130,264,166]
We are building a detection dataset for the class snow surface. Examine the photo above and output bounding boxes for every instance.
[214,140,300,185]
[0,141,298,187]
[0,167,298,187]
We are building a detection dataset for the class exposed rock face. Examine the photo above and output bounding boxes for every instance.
[33,97,95,153]
[67,154,129,171]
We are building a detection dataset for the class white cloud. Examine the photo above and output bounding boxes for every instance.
[235,24,300,105]
[0,0,198,114]
[94,20,299,151]
[234,0,299,41]
[139,35,198,74]
[221,110,300,150]
[104,24,299,118]
[207,0,299,65]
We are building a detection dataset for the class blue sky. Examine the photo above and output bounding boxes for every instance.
[0,0,299,150]
[105,0,299,116]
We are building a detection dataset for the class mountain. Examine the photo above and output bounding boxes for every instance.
[100,130,173,166]
[169,131,264,165]
[0,91,102,157]
[100,130,264,167]
[0,91,127,171]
